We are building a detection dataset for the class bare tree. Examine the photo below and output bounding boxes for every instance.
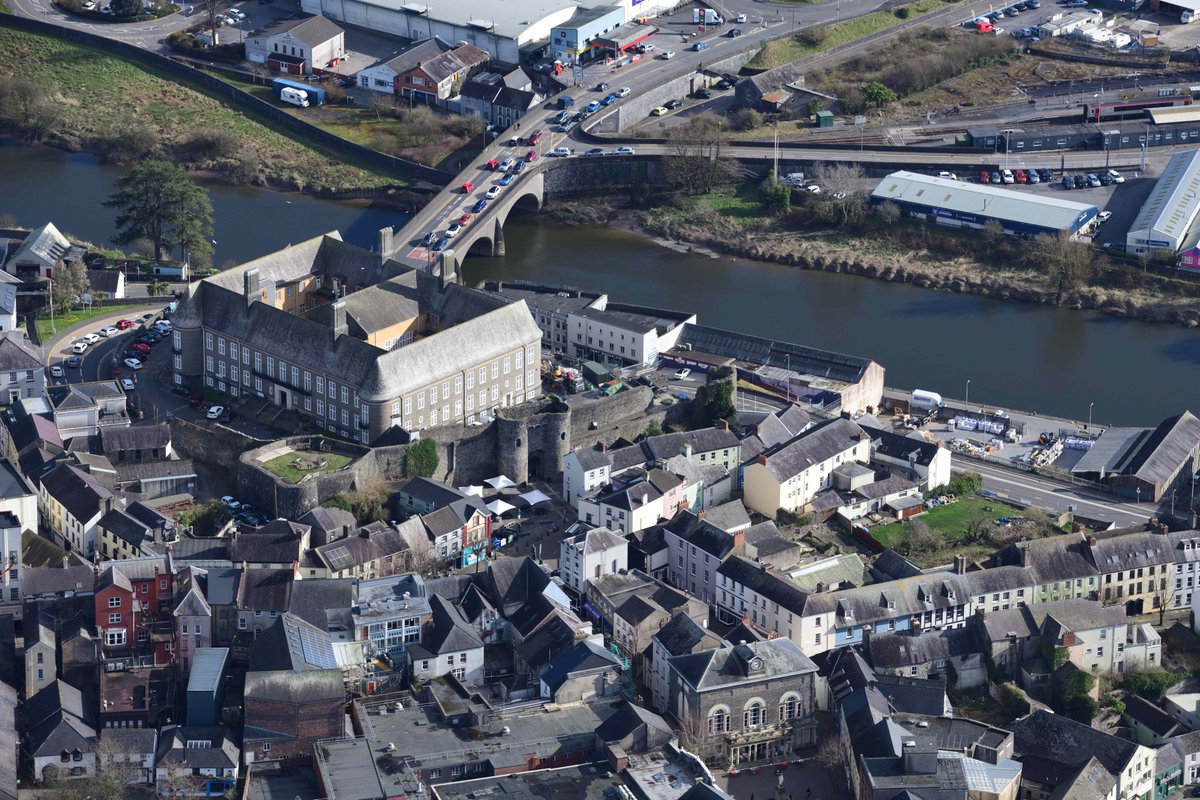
[1023,233,1095,299]
[663,118,738,196]
[199,0,222,42]
[812,163,867,225]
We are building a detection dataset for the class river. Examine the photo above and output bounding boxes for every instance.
[3,140,1197,426]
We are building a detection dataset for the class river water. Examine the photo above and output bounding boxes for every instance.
[2,140,1197,426]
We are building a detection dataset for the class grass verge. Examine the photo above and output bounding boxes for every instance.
[36,304,145,342]
[263,451,354,483]
[747,0,958,68]
[0,27,395,192]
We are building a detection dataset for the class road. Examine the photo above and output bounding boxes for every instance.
[968,459,1153,527]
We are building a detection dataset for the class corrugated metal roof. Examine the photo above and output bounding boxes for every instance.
[186,647,229,694]
[871,171,1097,231]
[1126,148,1200,248]
[1148,106,1200,125]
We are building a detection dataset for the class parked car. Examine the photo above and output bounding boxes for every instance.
[1038,169,1054,182]
[1097,211,1112,223]
[1073,174,1088,188]
[1027,170,1040,184]
[1087,173,1101,187]
[82,333,100,344]
[937,171,958,180]
[979,170,991,183]
[121,378,136,391]
[99,326,118,337]
[206,405,224,419]
[50,364,64,378]
[66,356,81,368]
[124,357,143,370]
[1001,169,1015,184]
[221,495,240,510]
[432,237,449,252]
[72,341,88,354]
[612,146,636,155]
[693,88,712,99]
[485,185,502,199]
[651,106,669,116]
[1106,169,1125,183]
[457,213,473,226]
[585,101,601,113]
[673,368,691,380]
[420,230,437,246]
[584,148,604,157]
[1013,169,1027,183]
[499,173,515,185]
[665,98,684,110]
[991,172,1003,184]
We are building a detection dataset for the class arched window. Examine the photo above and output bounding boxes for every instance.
[744,700,765,728]
[708,707,729,734]
[779,694,800,721]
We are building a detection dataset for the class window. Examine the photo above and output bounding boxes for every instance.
[467,371,474,390]
[708,708,729,733]
[218,337,225,356]
[108,596,122,608]
[455,376,462,394]
[262,743,271,753]
[36,652,43,664]
[105,630,126,647]
[418,393,426,410]
[108,613,121,625]
[503,356,511,374]
[744,701,765,728]
[205,332,213,351]
[328,381,336,398]
[443,380,450,397]
[491,362,498,380]
[779,695,799,721]
[238,617,247,630]
[342,386,349,404]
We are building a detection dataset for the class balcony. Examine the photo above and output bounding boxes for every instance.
[726,724,784,746]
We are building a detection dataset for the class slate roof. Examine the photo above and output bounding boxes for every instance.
[25,680,94,758]
[1046,758,1117,800]
[9,413,64,453]
[873,674,950,716]
[297,506,356,538]
[98,508,153,549]
[238,568,293,611]
[652,612,725,658]
[401,477,466,508]
[6,222,69,268]
[372,37,451,74]
[251,612,337,671]
[289,577,354,632]
[243,668,343,704]
[156,725,239,770]
[1033,598,1127,638]
[422,505,464,538]
[414,594,482,657]
[1123,693,1181,738]
[594,702,673,745]
[717,556,809,614]
[1012,710,1140,781]
[101,423,170,455]
[675,323,875,385]
[1114,411,1200,486]
[977,605,1040,643]
[805,572,972,628]
[1089,530,1177,574]
[231,520,309,564]
[0,333,41,372]
[409,43,489,83]
[996,536,1098,585]
[643,427,740,460]
[860,423,943,468]
[670,638,816,693]
[540,640,619,694]
[39,463,112,523]
[22,564,94,597]
[252,13,342,47]
[703,500,752,532]
[755,418,869,482]
[21,530,68,568]
[514,610,582,672]
[46,380,124,411]
[86,269,122,295]
[866,628,979,670]
[664,510,738,559]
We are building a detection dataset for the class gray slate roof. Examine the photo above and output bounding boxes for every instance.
[0,333,41,372]
[540,640,619,694]
[1012,710,1140,780]
[252,13,342,47]
[755,417,869,482]
[867,628,979,670]
[670,638,816,693]
[1114,411,1200,486]
[652,612,725,658]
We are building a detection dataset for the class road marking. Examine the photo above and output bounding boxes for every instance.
[975,465,1145,521]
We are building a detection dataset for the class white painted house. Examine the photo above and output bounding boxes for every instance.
[244,15,345,74]
[559,527,627,595]
[743,418,872,519]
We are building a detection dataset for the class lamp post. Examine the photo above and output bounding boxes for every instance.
[46,277,55,335]
[965,379,971,408]
[1088,401,1094,428]
[1136,485,1142,506]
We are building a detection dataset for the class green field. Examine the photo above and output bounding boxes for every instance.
[263,451,354,484]
[36,304,145,342]
[748,0,958,68]
[0,27,394,192]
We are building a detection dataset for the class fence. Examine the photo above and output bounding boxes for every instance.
[0,13,450,185]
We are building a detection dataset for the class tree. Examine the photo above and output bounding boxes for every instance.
[0,78,63,142]
[110,0,142,17]
[980,219,1006,248]
[1122,669,1181,701]
[50,258,89,314]
[1066,694,1098,724]
[1152,574,1172,626]
[645,420,664,438]
[812,163,866,225]
[862,81,898,108]
[104,160,214,263]
[876,200,901,225]
[404,438,439,479]
[759,171,791,213]
[663,117,738,196]
[691,369,736,428]
[903,518,941,555]
[1023,233,1095,299]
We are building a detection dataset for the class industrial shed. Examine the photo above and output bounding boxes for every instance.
[1126,148,1200,265]
[871,171,1098,237]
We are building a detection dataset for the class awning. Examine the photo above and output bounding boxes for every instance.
[487,499,516,516]
[520,489,552,505]
[485,475,516,490]
[458,485,485,497]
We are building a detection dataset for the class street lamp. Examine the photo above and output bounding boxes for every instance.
[46,277,55,334]
[1088,401,1094,429]
[965,379,971,408]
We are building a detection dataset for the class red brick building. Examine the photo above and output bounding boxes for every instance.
[94,557,176,667]
[243,669,344,764]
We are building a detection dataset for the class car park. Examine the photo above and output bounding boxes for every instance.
[613,146,636,155]
[615,87,631,97]
[485,185,502,199]
[99,326,118,337]
[121,378,136,391]
[50,364,64,378]
[665,98,684,110]
[72,341,88,354]
[584,148,604,157]
[124,357,143,370]
[445,222,462,238]
[651,106,669,116]
[472,198,488,213]
[207,405,225,420]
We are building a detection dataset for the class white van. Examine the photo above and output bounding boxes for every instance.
[280,86,310,107]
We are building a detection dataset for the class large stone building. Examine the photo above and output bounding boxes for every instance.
[172,234,542,443]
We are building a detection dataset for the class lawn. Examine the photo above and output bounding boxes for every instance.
[747,0,959,68]
[0,27,395,192]
[35,304,145,342]
[263,451,354,484]
[871,497,1024,549]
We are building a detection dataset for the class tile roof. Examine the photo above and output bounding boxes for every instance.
[1012,710,1140,780]
[755,417,869,482]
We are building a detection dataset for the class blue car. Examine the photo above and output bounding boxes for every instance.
[499,174,514,186]
[472,199,488,213]
[432,237,449,252]
[601,94,618,106]
[585,101,601,112]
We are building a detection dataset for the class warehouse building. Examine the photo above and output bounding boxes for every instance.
[1125,148,1200,268]
[871,171,1098,237]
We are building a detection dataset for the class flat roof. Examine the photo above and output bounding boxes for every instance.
[1127,148,1200,248]
[348,0,580,42]
[187,648,229,694]
[624,750,712,800]
[872,171,1097,232]
[432,763,626,800]
[1149,107,1200,125]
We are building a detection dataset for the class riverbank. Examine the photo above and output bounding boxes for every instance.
[0,26,407,196]
[541,191,1200,328]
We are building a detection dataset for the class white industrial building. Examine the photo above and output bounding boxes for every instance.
[871,171,1098,237]
[297,0,678,62]
[1126,148,1200,262]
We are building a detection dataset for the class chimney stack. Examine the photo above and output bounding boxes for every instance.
[597,441,607,453]
[331,300,348,340]
[243,267,261,309]
[715,419,729,431]
[953,554,967,575]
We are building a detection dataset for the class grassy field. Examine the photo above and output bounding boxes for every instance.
[36,304,145,342]
[0,27,395,192]
[871,497,1024,547]
[263,451,354,484]
[747,0,959,68]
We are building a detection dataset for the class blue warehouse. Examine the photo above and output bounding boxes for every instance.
[871,171,1098,238]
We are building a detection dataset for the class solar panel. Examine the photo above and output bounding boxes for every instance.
[297,624,337,669]
[324,546,353,571]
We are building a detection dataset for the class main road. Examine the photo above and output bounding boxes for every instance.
[969,459,1154,528]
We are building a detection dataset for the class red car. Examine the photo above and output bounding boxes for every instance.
[525,150,538,163]
[132,343,151,354]
[461,182,475,193]
[979,170,991,184]
[116,319,134,330]
[526,129,543,145]
[1014,169,1028,183]
[485,159,499,170]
